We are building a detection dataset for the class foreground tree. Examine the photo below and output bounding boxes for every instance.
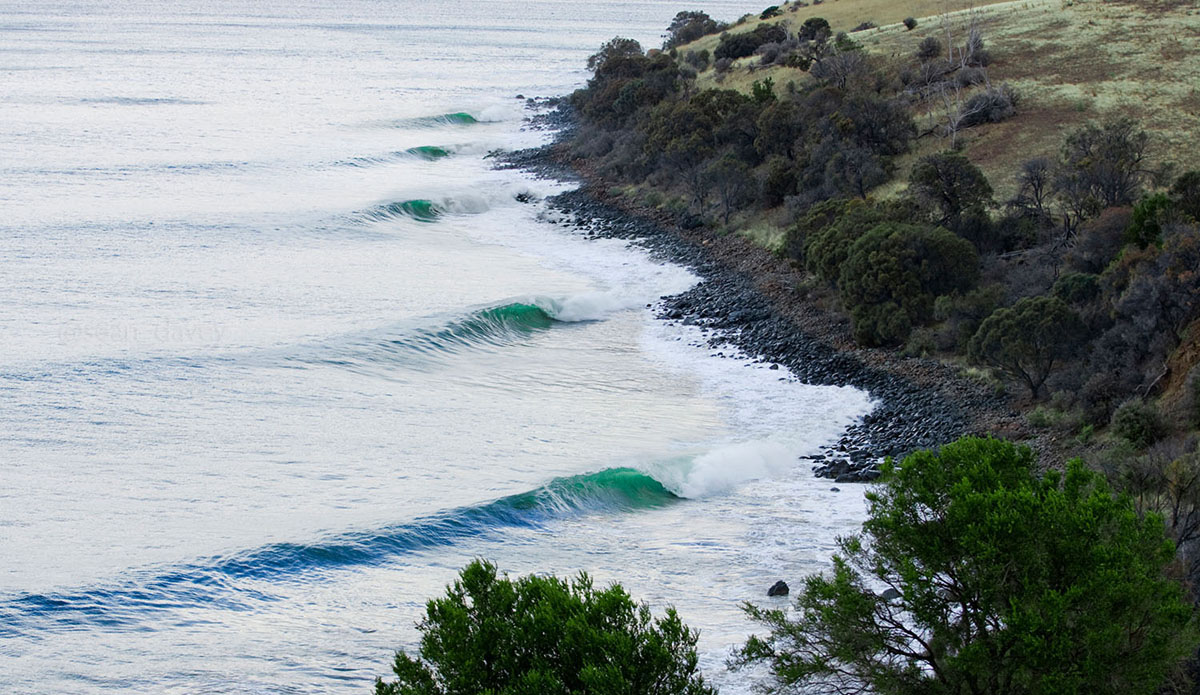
[376,559,714,695]
[735,437,1198,695]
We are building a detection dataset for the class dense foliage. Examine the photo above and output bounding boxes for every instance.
[735,437,1199,695]
[838,222,979,345]
[375,560,714,695]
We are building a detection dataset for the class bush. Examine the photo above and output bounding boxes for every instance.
[1125,192,1172,248]
[760,156,796,208]
[1061,117,1151,208]
[838,222,979,345]
[759,4,781,19]
[933,284,1004,351]
[1113,398,1167,449]
[798,16,831,41]
[714,23,787,61]
[917,36,942,61]
[1053,271,1101,305]
[903,16,918,30]
[713,56,733,73]
[800,199,888,282]
[1171,170,1200,222]
[958,83,1019,128]
[376,560,715,695]
[1065,207,1133,273]
[683,49,709,70]
[735,436,1200,695]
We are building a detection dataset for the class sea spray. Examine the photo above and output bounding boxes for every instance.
[644,441,797,499]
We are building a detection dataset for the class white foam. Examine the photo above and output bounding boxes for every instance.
[532,291,645,322]
[648,440,796,499]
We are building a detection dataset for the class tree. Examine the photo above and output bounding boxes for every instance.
[1171,170,1200,222]
[908,151,993,234]
[663,11,724,50]
[586,37,644,77]
[1061,117,1151,208]
[838,222,979,346]
[1009,157,1052,224]
[707,154,752,225]
[968,296,1085,399]
[376,559,714,695]
[735,436,1199,695]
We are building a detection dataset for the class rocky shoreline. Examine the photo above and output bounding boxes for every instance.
[496,105,1014,483]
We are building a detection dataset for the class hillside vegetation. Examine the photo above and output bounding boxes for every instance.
[562,0,1200,615]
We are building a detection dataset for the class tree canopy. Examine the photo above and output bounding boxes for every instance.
[968,295,1086,399]
[376,560,714,695]
[735,436,1199,695]
[837,222,979,345]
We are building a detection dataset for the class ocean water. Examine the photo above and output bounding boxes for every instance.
[0,1,875,692]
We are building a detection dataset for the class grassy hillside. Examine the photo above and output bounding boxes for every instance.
[682,0,1200,200]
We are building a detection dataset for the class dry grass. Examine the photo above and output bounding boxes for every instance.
[683,0,1200,200]
[866,0,1200,198]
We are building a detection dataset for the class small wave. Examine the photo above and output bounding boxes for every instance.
[298,295,639,373]
[79,96,204,106]
[0,468,678,636]
[361,199,444,223]
[356,193,497,224]
[338,145,454,168]
[382,112,480,129]
[294,301,569,373]
[405,145,453,160]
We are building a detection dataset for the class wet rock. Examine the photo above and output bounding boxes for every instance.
[767,580,789,597]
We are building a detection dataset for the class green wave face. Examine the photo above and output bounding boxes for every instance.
[384,303,557,357]
[438,112,477,124]
[397,112,479,128]
[405,145,452,160]
[502,467,680,514]
[367,199,442,223]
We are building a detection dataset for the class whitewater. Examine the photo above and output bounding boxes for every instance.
[0,0,874,692]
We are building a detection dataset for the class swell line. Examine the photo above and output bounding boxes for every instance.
[0,468,678,638]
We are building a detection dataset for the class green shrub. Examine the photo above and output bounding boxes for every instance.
[933,284,1004,351]
[760,156,796,208]
[1027,405,1058,429]
[800,199,887,283]
[759,5,781,19]
[1124,192,1172,249]
[376,560,715,695]
[1112,398,1166,449]
[1052,271,1101,305]
[735,436,1200,695]
[838,222,979,345]
[903,16,918,30]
